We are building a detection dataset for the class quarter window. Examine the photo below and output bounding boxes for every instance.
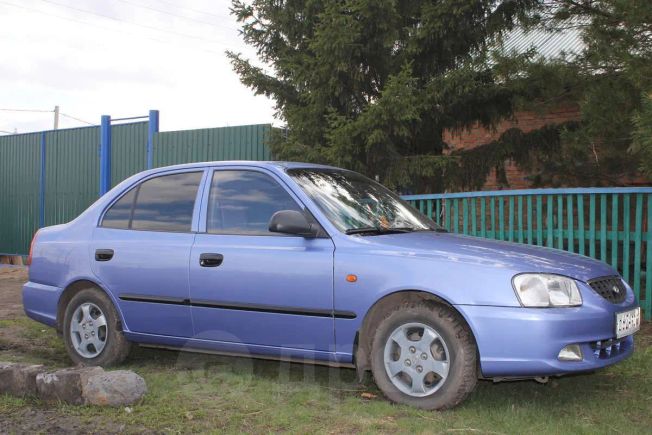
[101,171,202,232]
[101,187,137,230]
[207,170,302,235]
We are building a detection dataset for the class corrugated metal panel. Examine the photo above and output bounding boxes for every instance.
[0,123,272,254]
[111,122,149,187]
[0,133,41,255]
[153,124,272,167]
[43,127,100,227]
[499,17,586,60]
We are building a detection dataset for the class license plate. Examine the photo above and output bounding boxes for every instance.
[615,307,641,339]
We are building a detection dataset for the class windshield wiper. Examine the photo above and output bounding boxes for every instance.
[386,227,417,232]
[345,226,416,235]
[345,226,383,235]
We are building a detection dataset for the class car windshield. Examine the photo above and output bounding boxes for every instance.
[287,168,443,235]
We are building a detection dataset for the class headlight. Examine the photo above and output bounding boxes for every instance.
[512,274,582,307]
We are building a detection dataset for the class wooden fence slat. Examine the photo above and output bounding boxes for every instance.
[589,194,596,258]
[518,196,524,243]
[612,194,619,271]
[567,195,574,253]
[462,198,468,235]
[480,198,486,238]
[578,194,585,256]
[646,195,652,318]
[623,194,631,283]
[547,195,554,248]
[527,196,533,245]
[491,198,496,239]
[557,195,564,250]
[508,196,515,242]
[499,197,505,240]
[633,194,643,301]
[471,198,477,236]
[536,195,543,246]
[453,198,459,233]
[601,194,607,262]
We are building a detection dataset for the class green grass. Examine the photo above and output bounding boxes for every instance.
[1,317,651,434]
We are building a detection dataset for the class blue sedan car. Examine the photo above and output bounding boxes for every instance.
[23,161,641,409]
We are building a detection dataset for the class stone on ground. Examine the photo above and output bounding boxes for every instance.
[0,362,46,396]
[36,366,104,405]
[82,369,147,406]
[1,362,147,406]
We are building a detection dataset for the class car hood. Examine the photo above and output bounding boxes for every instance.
[359,231,617,283]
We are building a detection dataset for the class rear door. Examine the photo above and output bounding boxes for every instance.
[91,169,205,337]
[188,168,336,352]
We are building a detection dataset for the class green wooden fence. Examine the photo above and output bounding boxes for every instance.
[403,188,652,320]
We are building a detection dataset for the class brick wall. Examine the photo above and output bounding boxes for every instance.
[443,104,581,190]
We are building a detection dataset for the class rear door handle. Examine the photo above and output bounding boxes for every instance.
[200,253,223,267]
[95,249,114,262]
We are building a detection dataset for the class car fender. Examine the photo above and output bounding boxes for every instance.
[57,275,131,333]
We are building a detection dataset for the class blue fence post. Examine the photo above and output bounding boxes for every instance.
[39,131,46,228]
[99,115,112,196]
[147,110,159,169]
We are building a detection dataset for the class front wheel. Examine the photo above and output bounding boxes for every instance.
[62,288,131,366]
[370,302,477,409]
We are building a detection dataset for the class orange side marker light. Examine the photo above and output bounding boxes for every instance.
[346,274,358,283]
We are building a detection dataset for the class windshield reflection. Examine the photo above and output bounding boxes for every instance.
[288,168,439,234]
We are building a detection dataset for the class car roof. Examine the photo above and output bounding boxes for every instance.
[147,160,341,173]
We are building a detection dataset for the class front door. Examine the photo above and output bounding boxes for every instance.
[189,168,335,353]
[91,170,205,337]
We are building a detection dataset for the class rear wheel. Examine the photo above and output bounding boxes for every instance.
[62,288,130,366]
[370,302,477,409]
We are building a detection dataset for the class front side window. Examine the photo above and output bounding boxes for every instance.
[101,171,202,232]
[207,170,302,235]
[288,168,440,235]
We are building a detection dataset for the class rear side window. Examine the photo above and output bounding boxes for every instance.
[101,172,202,232]
[207,170,302,235]
[101,187,137,229]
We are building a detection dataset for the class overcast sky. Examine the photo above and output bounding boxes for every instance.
[0,0,276,134]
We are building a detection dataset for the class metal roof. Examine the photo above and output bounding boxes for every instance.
[497,18,586,61]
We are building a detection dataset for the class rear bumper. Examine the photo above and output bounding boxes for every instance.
[457,300,639,378]
[22,281,60,328]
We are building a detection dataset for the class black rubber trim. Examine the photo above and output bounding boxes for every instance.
[119,294,356,319]
[119,294,189,305]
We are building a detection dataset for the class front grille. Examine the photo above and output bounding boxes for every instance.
[588,276,627,304]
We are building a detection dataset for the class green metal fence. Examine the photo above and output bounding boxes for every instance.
[0,122,272,256]
[403,188,652,320]
[153,124,272,168]
[0,132,41,256]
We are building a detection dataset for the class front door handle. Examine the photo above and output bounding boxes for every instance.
[95,249,114,262]
[200,253,224,267]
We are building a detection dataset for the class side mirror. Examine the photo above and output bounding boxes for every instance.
[268,210,317,237]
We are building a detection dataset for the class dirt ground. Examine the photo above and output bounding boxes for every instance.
[0,267,134,434]
[0,267,25,319]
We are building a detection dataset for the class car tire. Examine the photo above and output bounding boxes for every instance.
[370,301,477,410]
[62,287,130,367]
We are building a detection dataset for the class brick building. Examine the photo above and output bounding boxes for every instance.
[443,24,584,190]
[444,104,581,190]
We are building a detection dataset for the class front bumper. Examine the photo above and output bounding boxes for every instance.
[456,285,639,378]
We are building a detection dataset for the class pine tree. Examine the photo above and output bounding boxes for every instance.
[228,0,544,191]
[228,0,651,191]
[529,0,652,185]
